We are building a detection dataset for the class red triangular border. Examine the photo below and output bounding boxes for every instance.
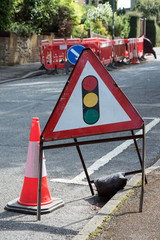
[42,48,143,141]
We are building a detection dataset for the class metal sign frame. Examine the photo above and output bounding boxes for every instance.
[37,123,146,220]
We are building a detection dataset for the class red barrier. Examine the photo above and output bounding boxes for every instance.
[39,40,50,65]
[127,38,139,64]
[41,37,144,70]
[81,38,100,56]
[112,39,125,62]
[66,38,81,48]
[52,39,67,69]
[43,45,54,69]
[99,40,113,65]
[137,38,144,58]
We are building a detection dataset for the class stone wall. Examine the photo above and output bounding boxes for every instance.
[0,32,54,66]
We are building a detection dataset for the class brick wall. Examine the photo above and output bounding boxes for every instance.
[0,32,54,66]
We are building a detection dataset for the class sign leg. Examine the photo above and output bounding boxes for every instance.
[37,140,43,221]
[74,138,94,195]
[139,123,146,212]
[131,130,147,184]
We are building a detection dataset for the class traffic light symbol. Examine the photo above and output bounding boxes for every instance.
[82,75,100,125]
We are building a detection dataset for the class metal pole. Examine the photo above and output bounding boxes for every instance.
[37,139,43,221]
[74,138,94,195]
[139,122,146,212]
[112,0,115,40]
[131,130,147,184]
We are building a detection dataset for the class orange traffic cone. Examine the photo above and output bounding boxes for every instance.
[5,117,64,215]
[18,117,52,206]
[132,47,140,64]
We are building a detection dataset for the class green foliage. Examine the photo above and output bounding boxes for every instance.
[135,0,160,21]
[0,0,14,31]
[9,22,36,37]
[82,2,130,38]
[87,2,112,24]
[0,0,130,39]
[72,24,88,39]
[114,14,130,38]
[90,19,110,36]
[117,8,126,16]
[3,0,82,37]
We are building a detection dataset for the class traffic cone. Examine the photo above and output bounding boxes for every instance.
[5,117,64,215]
[18,117,52,206]
[132,47,140,64]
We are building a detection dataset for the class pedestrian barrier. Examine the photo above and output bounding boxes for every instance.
[40,36,148,70]
[112,39,125,62]
[99,40,113,65]
[82,38,100,56]
[137,37,144,58]
[66,38,81,47]
[5,117,64,215]
[39,39,50,65]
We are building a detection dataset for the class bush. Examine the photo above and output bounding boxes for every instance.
[135,0,160,20]
[87,2,112,24]
[0,0,14,31]
[7,0,82,37]
[90,19,110,37]
[83,2,130,38]
[114,14,130,38]
[72,24,88,39]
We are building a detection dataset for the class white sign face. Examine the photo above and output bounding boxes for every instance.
[54,61,130,132]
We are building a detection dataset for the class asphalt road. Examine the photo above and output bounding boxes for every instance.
[0,50,160,239]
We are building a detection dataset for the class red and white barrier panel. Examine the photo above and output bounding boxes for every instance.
[39,40,50,65]
[137,37,144,58]
[112,39,125,62]
[99,40,113,65]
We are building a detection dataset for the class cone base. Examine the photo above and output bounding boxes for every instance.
[5,198,64,215]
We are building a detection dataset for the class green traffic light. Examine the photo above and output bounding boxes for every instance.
[82,75,100,125]
[84,109,99,125]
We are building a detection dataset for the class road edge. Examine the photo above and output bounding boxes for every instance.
[72,160,160,240]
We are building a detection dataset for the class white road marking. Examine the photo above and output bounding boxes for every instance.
[50,118,160,185]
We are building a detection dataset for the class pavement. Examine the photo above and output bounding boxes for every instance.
[74,163,160,240]
[0,62,45,84]
[0,56,160,240]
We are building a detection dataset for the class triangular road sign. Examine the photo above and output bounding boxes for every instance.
[42,48,143,141]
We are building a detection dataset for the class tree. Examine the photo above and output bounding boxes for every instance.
[83,2,130,38]
[135,0,160,20]
[8,0,82,37]
[0,0,14,31]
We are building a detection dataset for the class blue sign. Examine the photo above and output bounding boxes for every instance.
[67,45,85,65]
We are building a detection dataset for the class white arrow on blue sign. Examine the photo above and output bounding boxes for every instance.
[67,44,85,65]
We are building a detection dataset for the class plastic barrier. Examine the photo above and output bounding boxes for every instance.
[41,37,148,70]
[39,40,50,65]
[43,45,54,69]
[52,39,67,69]
[81,38,100,56]
[124,39,129,58]
[66,38,81,48]
[99,40,113,65]
[112,39,125,62]
[137,38,144,58]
